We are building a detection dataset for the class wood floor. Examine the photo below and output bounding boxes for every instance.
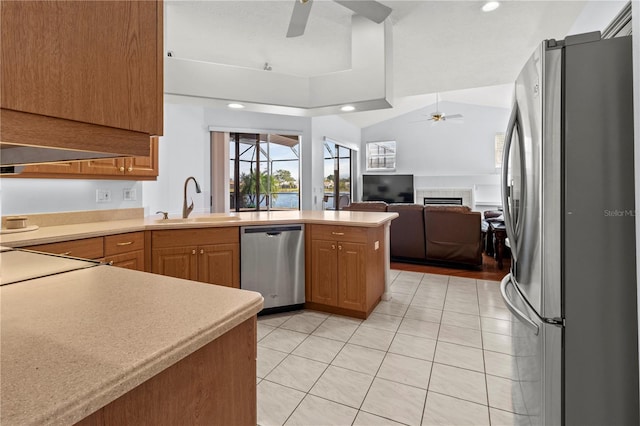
[391,254,511,282]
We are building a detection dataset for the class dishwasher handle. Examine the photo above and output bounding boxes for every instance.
[266,232,281,237]
[242,225,303,234]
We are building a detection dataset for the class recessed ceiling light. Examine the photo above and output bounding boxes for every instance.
[340,105,356,112]
[482,1,500,12]
[227,103,245,109]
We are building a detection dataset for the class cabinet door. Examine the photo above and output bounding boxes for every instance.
[198,244,240,288]
[337,242,367,311]
[81,158,125,176]
[125,137,159,178]
[105,250,145,271]
[1,1,162,134]
[152,247,198,281]
[310,239,339,306]
[19,161,83,176]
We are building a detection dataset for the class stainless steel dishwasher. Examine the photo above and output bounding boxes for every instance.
[240,224,305,313]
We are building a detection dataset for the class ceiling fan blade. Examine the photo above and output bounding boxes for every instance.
[446,114,464,119]
[334,0,392,23]
[287,0,313,38]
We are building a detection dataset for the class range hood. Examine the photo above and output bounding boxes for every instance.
[0,109,152,171]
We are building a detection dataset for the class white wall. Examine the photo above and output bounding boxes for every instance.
[361,100,511,207]
[0,178,143,216]
[142,103,208,217]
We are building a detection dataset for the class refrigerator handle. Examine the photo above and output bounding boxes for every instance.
[500,274,539,335]
[502,103,519,260]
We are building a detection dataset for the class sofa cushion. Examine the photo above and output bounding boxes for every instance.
[342,201,389,212]
[424,205,472,213]
[388,204,426,259]
[424,209,482,266]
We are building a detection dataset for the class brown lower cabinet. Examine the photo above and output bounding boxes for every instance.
[75,316,257,426]
[23,232,145,271]
[306,224,385,319]
[151,228,240,288]
[24,236,105,260]
[103,232,145,271]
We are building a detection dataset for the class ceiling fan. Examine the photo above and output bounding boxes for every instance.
[416,93,464,123]
[287,0,392,38]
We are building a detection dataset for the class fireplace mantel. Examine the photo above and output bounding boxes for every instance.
[415,188,473,207]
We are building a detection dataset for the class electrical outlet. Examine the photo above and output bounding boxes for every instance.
[96,189,112,203]
[123,188,137,201]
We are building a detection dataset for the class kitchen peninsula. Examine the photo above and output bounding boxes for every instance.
[0,209,396,425]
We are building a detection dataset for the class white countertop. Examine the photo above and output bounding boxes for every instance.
[0,264,263,425]
[0,210,398,247]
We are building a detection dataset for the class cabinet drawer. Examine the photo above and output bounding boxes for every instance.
[152,227,239,248]
[26,237,104,259]
[310,225,368,243]
[104,232,145,256]
[104,250,145,271]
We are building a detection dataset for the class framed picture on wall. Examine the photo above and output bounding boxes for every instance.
[366,140,396,171]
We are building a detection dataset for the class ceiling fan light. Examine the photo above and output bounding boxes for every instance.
[227,103,245,109]
[341,105,356,112]
[482,1,500,12]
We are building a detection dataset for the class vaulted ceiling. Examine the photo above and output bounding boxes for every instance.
[165,1,620,127]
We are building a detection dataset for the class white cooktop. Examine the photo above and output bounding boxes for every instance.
[0,249,100,286]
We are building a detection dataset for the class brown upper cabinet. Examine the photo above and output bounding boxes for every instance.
[0,1,163,157]
[10,137,159,180]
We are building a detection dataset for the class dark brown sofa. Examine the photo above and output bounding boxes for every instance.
[344,202,483,268]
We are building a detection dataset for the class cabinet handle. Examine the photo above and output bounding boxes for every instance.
[200,249,204,255]
[60,251,71,256]
[127,167,133,172]
[338,245,343,250]
[331,244,336,250]
[116,241,133,246]
[119,166,125,172]
[331,232,345,236]
[192,249,196,255]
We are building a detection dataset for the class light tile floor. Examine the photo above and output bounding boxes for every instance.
[256,270,528,426]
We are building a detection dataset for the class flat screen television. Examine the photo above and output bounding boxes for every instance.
[362,174,415,204]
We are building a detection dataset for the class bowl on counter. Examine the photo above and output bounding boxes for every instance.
[5,216,27,229]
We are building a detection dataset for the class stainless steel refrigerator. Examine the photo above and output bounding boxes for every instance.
[500,32,638,425]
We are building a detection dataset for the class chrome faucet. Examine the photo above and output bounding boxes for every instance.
[182,176,202,218]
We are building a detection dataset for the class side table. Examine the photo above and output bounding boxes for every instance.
[489,222,507,269]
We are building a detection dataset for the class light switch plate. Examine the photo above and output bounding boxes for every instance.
[123,188,137,201]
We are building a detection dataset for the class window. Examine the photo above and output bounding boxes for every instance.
[366,141,396,171]
[494,133,505,168]
[229,133,300,211]
[323,141,352,210]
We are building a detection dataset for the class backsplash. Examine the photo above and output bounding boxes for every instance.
[0,179,143,216]
[0,208,144,229]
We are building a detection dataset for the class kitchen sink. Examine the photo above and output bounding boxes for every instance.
[153,215,240,224]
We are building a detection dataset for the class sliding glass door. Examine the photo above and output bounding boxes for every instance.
[323,141,352,210]
[229,133,300,211]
